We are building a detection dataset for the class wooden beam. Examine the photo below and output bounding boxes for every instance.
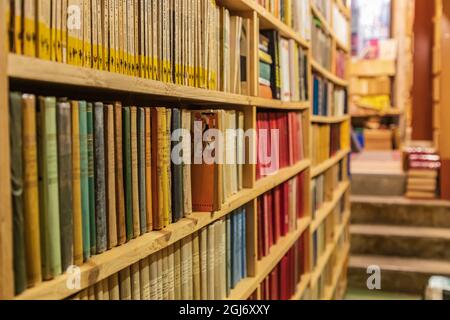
[0,0,14,299]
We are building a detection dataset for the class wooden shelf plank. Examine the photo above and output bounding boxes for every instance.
[15,159,310,300]
[310,210,351,285]
[311,181,350,232]
[311,149,350,178]
[311,59,349,87]
[227,217,311,300]
[8,54,310,111]
[290,273,311,300]
[311,115,350,124]
[324,244,350,300]
[219,0,310,48]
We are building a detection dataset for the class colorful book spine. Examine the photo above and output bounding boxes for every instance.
[138,108,147,234]
[87,102,96,254]
[122,107,133,240]
[38,96,62,280]
[79,101,91,261]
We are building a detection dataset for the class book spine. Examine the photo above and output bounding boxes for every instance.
[149,254,158,300]
[145,108,153,231]
[22,94,42,287]
[78,101,90,261]
[56,100,74,272]
[207,224,215,300]
[192,232,201,300]
[181,110,192,215]
[226,216,231,297]
[86,103,96,254]
[71,101,83,266]
[174,241,182,300]
[122,107,133,240]
[140,257,150,300]
[119,267,131,300]
[10,92,26,294]
[164,109,172,226]
[38,96,62,280]
[171,108,183,222]
[199,227,208,299]
[94,102,107,254]
[108,273,120,300]
[138,108,147,234]
[130,106,141,237]
[114,102,126,245]
[130,262,141,300]
[105,104,118,249]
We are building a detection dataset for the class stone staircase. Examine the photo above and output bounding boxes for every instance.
[348,195,450,295]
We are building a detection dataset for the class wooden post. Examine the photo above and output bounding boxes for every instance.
[0,0,14,300]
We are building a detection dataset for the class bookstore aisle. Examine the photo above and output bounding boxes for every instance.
[0,0,352,301]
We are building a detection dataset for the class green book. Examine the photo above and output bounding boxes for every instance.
[138,108,147,235]
[37,96,62,280]
[79,101,90,261]
[122,107,133,241]
[87,103,96,254]
[94,102,107,254]
[56,99,74,271]
[9,92,26,294]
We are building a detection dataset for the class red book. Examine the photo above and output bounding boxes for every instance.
[257,198,264,260]
[270,268,279,300]
[273,186,281,243]
[283,182,290,236]
[256,113,263,180]
[280,256,289,300]
[269,113,280,173]
[267,192,274,248]
[297,173,305,219]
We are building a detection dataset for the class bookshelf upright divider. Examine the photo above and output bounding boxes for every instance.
[0,0,14,301]
[1,0,352,301]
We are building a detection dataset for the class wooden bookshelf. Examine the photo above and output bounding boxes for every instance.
[311,149,351,178]
[310,209,351,285]
[311,59,349,87]
[324,244,350,300]
[227,217,310,300]
[1,0,351,301]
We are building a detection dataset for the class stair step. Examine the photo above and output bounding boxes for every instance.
[351,173,406,197]
[351,195,450,228]
[350,224,450,261]
[348,254,450,294]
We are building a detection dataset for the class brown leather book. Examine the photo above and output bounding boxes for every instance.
[105,104,118,249]
[145,108,153,231]
[114,102,126,245]
[71,100,83,266]
[130,107,141,237]
[22,94,42,287]
[191,110,221,212]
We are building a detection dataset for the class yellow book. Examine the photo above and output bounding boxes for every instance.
[37,0,51,60]
[102,0,110,71]
[134,0,140,77]
[97,0,104,70]
[91,0,99,68]
[83,0,92,68]
[67,0,77,65]
[12,0,22,54]
[123,0,130,75]
[71,101,83,266]
[22,94,42,287]
[109,0,116,73]
[61,0,68,63]
[152,0,158,80]
[50,0,57,61]
[118,0,124,74]
[156,107,167,227]
[23,0,36,57]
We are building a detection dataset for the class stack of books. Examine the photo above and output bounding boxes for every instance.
[405,148,441,199]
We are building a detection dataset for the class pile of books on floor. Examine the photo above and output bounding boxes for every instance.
[404,147,441,199]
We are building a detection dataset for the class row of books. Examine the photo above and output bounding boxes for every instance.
[258,31,309,102]
[9,92,247,294]
[312,222,348,300]
[257,173,306,260]
[256,111,305,180]
[7,0,249,92]
[255,0,311,41]
[311,17,332,71]
[332,5,349,47]
[311,160,347,219]
[335,50,347,80]
[313,0,331,24]
[258,233,307,300]
[311,123,343,166]
[313,74,348,116]
[70,208,247,300]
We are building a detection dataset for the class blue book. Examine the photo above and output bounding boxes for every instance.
[232,212,239,288]
[226,216,231,296]
[236,210,242,285]
[241,209,247,279]
[313,76,320,115]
